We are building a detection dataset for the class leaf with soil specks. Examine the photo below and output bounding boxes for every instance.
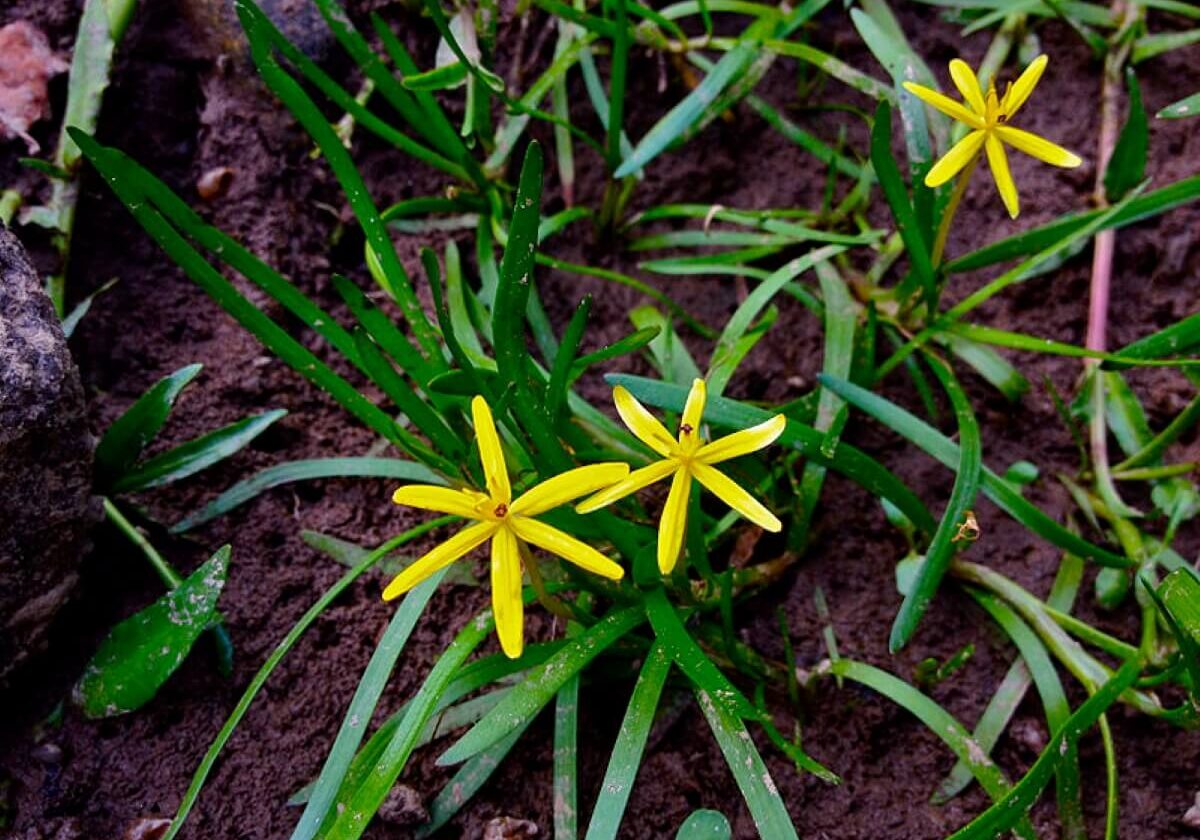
[74,546,230,718]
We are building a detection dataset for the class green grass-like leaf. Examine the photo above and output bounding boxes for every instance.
[818,375,1131,568]
[889,356,981,651]
[112,409,286,494]
[1104,70,1147,203]
[172,458,446,533]
[695,687,798,839]
[290,568,450,840]
[584,642,672,840]
[831,659,1036,840]
[946,659,1141,840]
[438,605,647,766]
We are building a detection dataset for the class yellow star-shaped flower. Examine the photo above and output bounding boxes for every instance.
[577,379,786,574]
[903,55,1082,218]
[384,396,628,658]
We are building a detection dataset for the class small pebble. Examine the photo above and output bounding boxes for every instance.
[30,743,62,764]
[122,817,172,840]
[483,816,540,839]
[1183,792,1200,831]
[196,166,235,201]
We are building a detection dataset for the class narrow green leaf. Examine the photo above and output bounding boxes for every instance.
[1158,90,1200,119]
[831,658,1036,840]
[74,545,229,717]
[95,364,202,487]
[947,321,1200,368]
[1105,308,1200,366]
[695,688,798,839]
[946,175,1200,274]
[968,590,1085,838]
[584,643,672,840]
[351,329,464,468]
[172,458,445,532]
[553,675,580,840]
[795,263,855,548]
[290,568,449,840]
[571,326,661,379]
[112,409,286,494]
[1144,568,1200,700]
[938,333,1029,401]
[1132,28,1200,63]
[946,660,1141,840]
[417,715,535,838]
[438,605,647,766]
[1104,70,1147,202]
[238,2,442,358]
[818,375,1131,568]
[708,244,846,396]
[630,305,702,386]
[547,297,592,422]
[645,589,757,719]
[61,276,118,338]
[870,101,936,303]
[71,131,411,449]
[326,610,495,840]
[402,60,469,91]
[936,553,1082,804]
[614,29,765,177]
[890,356,982,651]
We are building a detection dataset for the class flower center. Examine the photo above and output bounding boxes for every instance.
[493,502,508,518]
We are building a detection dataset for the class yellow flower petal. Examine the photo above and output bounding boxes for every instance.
[491,525,524,659]
[392,485,487,519]
[382,520,497,600]
[985,133,1020,219]
[510,517,625,580]
[575,459,679,514]
[901,81,985,129]
[657,468,692,574]
[691,463,781,532]
[995,125,1082,168]
[613,386,677,457]
[1000,54,1047,118]
[679,378,707,443]
[948,59,986,115]
[471,396,510,504]
[696,414,787,465]
[510,463,630,517]
[924,130,987,187]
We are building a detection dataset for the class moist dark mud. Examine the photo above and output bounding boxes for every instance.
[2,1,1198,838]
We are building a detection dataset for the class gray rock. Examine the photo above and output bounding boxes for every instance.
[0,224,95,685]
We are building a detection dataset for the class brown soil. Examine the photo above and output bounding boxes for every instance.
[2,1,1199,838]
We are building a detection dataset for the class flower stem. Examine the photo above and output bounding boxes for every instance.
[103,496,182,588]
[931,157,980,268]
[1085,1,1141,506]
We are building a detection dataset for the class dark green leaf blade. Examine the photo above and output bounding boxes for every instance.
[113,409,286,493]
[1104,70,1147,203]
[95,363,202,488]
[890,357,981,652]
